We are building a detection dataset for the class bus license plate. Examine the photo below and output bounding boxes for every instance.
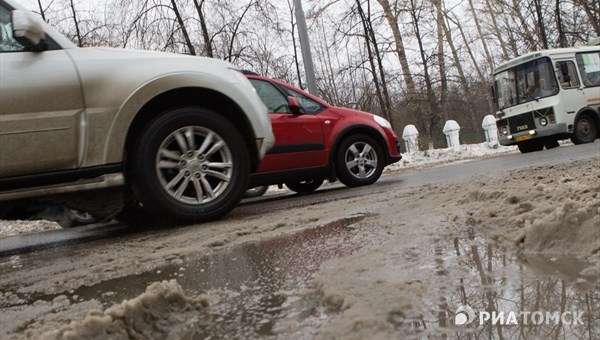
[516,135,532,142]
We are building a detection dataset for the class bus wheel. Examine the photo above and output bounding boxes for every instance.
[517,140,544,153]
[570,115,597,144]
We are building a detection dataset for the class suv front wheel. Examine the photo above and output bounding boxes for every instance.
[129,107,250,222]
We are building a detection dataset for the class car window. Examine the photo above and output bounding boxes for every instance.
[249,79,290,113]
[0,4,26,52]
[284,87,325,114]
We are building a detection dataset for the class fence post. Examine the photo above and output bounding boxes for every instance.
[402,125,419,154]
[481,115,499,148]
[443,120,461,149]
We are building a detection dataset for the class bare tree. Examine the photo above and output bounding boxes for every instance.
[37,0,47,21]
[193,0,213,57]
[170,0,196,55]
[375,0,417,99]
[356,0,393,125]
[408,0,442,148]
[467,0,495,71]
[69,0,83,46]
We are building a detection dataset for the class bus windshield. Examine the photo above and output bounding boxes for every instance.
[494,57,559,110]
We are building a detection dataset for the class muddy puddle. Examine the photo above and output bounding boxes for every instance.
[390,233,599,339]
[1,220,598,339]
[0,214,390,338]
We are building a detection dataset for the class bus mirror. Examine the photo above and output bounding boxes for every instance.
[490,85,497,105]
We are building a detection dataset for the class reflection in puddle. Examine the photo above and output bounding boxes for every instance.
[1,220,597,339]
[400,232,599,339]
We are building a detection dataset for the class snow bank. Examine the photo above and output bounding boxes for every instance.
[34,280,208,340]
[386,143,517,172]
[0,219,61,238]
[460,158,600,258]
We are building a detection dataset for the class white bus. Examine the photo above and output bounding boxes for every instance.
[492,41,600,153]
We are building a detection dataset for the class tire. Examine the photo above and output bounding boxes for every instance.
[570,115,597,145]
[517,139,544,153]
[285,179,324,194]
[335,134,384,187]
[129,107,250,222]
[243,185,268,198]
[543,138,560,149]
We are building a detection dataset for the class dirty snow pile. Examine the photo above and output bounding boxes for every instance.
[0,219,61,237]
[309,157,599,339]
[461,158,600,259]
[31,280,209,340]
[386,142,518,171]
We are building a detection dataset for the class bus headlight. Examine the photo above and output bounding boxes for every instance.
[501,126,509,135]
[539,117,548,126]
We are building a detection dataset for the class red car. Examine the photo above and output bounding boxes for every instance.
[244,72,402,195]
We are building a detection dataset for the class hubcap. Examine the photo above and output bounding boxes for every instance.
[577,119,591,139]
[344,141,378,179]
[156,126,233,205]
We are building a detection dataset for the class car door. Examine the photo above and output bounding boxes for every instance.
[0,4,84,178]
[249,79,325,173]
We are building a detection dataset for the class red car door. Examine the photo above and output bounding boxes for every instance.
[249,79,325,173]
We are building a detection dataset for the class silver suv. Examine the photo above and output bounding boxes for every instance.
[0,0,274,223]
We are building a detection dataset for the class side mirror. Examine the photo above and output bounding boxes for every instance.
[287,96,301,115]
[12,10,45,47]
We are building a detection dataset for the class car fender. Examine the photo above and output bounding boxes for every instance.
[102,72,268,164]
[327,124,389,166]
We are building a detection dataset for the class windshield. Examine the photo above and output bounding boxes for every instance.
[494,57,559,110]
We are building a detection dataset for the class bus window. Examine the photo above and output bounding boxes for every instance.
[576,52,600,87]
[556,61,579,89]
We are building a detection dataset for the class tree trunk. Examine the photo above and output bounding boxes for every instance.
[450,13,494,114]
[226,0,255,62]
[170,0,196,55]
[442,9,478,124]
[533,0,549,49]
[510,0,537,51]
[467,0,494,71]
[356,0,388,123]
[409,0,440,149]
[433,0,448,122]
[69,0,82,47]
[375,0,416,99]
[286,0,303,89]
[575,0,600,36]
[37,0,46,22]
[193,0,213,57]
[484,0,509,60]
[555,0,567,48]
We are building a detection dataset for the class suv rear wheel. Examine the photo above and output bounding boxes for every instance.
[129,107,249,222]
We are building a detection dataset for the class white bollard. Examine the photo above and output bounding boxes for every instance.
[402,125,420,153]
[482,115,499,148]
[443,120,461,149]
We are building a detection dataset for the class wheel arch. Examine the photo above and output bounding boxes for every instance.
[328,125,388,171]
